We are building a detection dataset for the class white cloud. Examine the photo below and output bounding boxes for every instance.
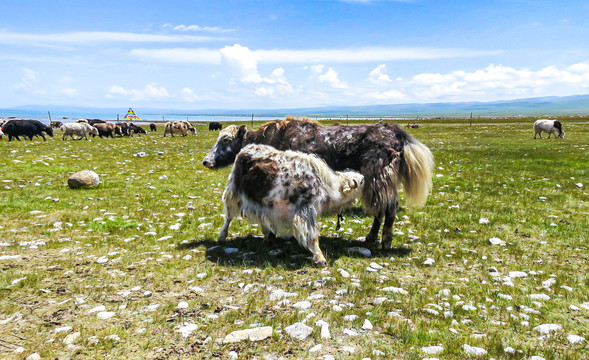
[180,87,200,102]
[311,67,348,89]
[0,31,225,47]
[13,67,37,89]
[254,47,500,63]
[170,24,233,33]
[369,64,392,85]
[221,44,263,83]
[130,48,222,64]
[107,83,171,101]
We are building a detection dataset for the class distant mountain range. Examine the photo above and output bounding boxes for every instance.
[11,94,589,118]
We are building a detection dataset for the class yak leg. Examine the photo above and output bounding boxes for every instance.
[381,200,399,250]
[261,226,276,242]
[366,215,383,243]
[218,217,232,242]
[308,237,327,266]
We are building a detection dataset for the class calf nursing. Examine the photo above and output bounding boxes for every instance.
[219,144,364,265]
[203,118,433,250]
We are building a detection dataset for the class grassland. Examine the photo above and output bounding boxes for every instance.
[0,117,587,359]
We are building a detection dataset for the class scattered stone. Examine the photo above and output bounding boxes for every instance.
[362,319,373,330]
[479,218,489,224]
[381,286,408,295]
[63,332,81,345]
[528,294,551,301]
[508,271,528,278]
[285,322,313,340]
[423,258,435,266]
[489,237,505,246]
[315,320,330,339]
[421,345,444,355]
[223,326,273,343]
[97,311,115,320]
[579,302,589,310]
[68,170,99,189]
[462,344,487,356]
[176,301,189,310]
[87,305,106,314]
[567,334,585,344]
[533,324,562,334]
[178,324,199,339]
[575,183,584,188]
[269,289,297,301]
[26,353,41,360]
[292,301,312,310]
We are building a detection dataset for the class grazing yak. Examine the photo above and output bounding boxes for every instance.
[220,144,365,265]
[93,122,117,138]
[130,123,147,135]
[2,119,54,141]
[150,123,157,132]
[163,121,196,137]
[203,118,434,249]
[534,119,565,139]
[50,121,63,129]
[61,122,99,140]
[209,121,223,131]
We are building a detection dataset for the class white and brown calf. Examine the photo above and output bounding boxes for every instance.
[219,144,365,266]
[60,122,99,140]
[534,119,565,139]
[163,121,196,137]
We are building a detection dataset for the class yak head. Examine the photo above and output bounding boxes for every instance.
[202,125,247,169]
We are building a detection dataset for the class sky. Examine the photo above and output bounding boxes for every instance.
[2,0,589,111]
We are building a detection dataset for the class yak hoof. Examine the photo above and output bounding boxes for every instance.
[381,235,393,250]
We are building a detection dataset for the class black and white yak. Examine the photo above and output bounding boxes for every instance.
[534,119,565,139]
[219,144,365,265]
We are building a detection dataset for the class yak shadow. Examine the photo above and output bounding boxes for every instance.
[176,234,412,269]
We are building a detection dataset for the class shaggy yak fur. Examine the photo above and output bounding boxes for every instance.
[220,144,364,265]
[202,118,434,249]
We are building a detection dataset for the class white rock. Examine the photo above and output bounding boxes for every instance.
[315,320,331,339]
[489,237,505,246]
[533,323,562,334]
[362,319,373,330]
[575,183,584,188]
[421,345,444,355]
[508,271,528,278]
[343,329,358,337]
[423,258,435,266]
[462,304,477,311]
[528,294,551,301]
[579,302,589,310]
[63,331,81,345]
[284,322,313,340]
[529,357,545,360]
[169,223,181,230]
[567,334,585,344]
[87,305,106,314]
[189,286,204,293]
[178,324,199,338]
[292,301,312,310]
[55,326,72,333]
[381,286,408,295]
[309,344,322,352]
[176,301,189,310]
[97,311,115,320]
[269,289,297,301]
[228,351,238,360]
[479,218,490,224]
[504,347,516,354]
[26,353,42,360]
[105,334,120,341]
[462,344,487,356]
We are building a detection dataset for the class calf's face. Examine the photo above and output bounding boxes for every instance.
[202,125,247,169]
[339,171,365,202]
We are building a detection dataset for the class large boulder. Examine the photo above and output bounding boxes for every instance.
[68,170,100,189]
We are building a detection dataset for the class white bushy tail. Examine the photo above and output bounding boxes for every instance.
[402,139,434,207]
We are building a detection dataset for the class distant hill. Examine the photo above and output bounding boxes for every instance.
[10,94,589,118]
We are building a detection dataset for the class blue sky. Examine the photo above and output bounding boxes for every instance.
[2,0,589,110]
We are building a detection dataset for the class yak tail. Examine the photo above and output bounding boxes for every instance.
[401,139,434,208]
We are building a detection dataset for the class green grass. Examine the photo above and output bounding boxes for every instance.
[0,119,588,359]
